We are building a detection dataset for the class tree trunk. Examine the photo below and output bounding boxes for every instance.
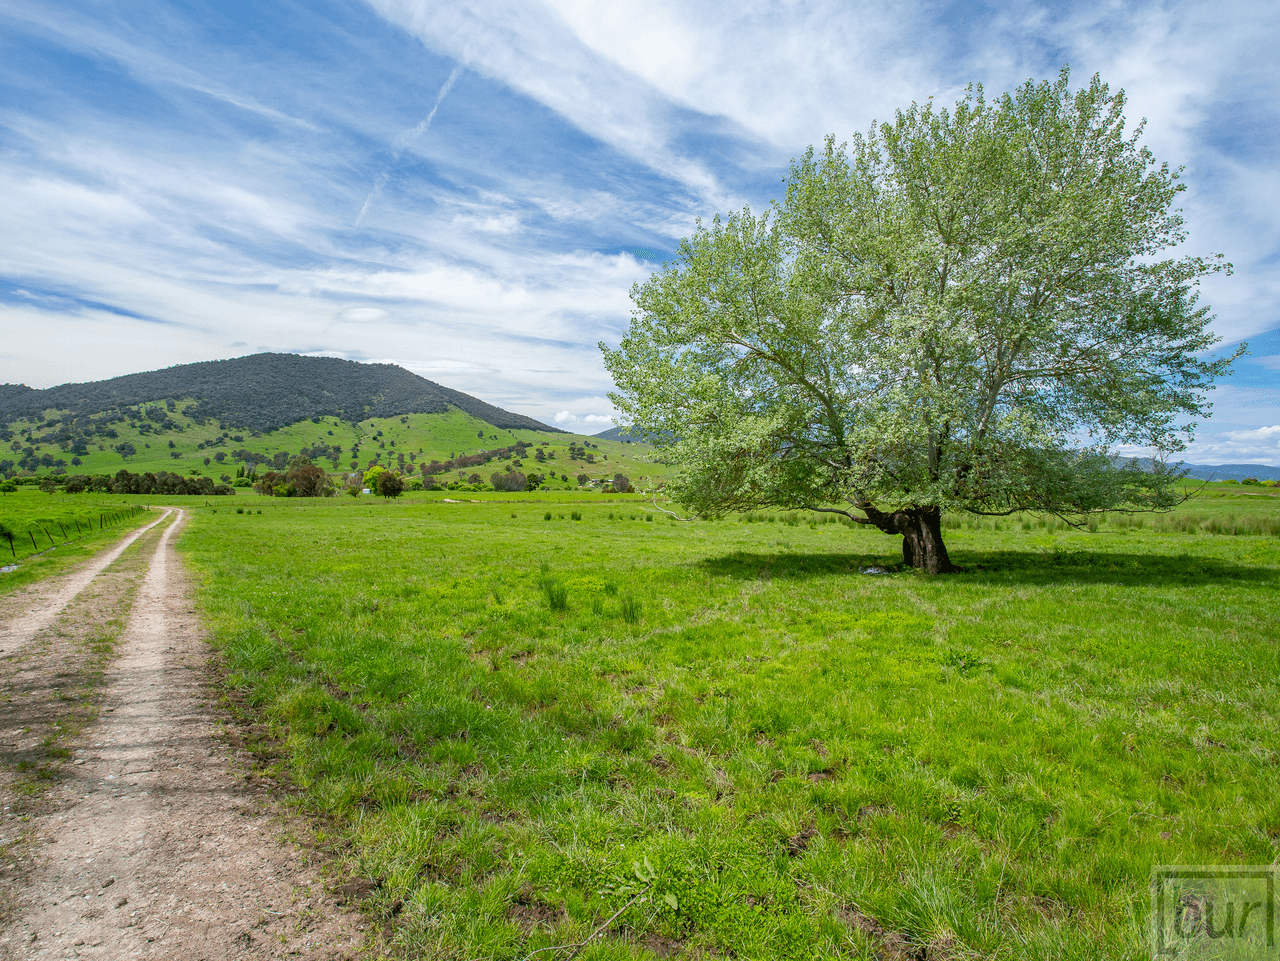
[862,505,958,573]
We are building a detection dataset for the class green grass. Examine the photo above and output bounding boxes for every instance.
[164,490,1280,959]
[0,487,148,568]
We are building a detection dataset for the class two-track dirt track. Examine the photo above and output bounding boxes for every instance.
[0,509,366,960]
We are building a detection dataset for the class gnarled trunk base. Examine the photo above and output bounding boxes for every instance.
[862,505,957,574]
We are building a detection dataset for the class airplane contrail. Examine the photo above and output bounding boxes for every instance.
[356,65,464,226]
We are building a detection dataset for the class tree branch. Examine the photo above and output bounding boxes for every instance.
[650,497,695,522]
[802,505,875,524]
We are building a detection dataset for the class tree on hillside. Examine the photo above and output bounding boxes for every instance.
[114,442,136,461]
[603,70,1237,572]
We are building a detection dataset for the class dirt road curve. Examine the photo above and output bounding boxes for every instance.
[0,509,366,960]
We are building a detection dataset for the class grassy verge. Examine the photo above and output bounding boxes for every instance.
[179,495,1279,959]
[0,491,156,595]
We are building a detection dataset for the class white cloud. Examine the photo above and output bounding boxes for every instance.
[337,307,389,323]
[362,0,734,203]
[1185,425,1280,466]
[549,407,616,427]
[540,0,930,150]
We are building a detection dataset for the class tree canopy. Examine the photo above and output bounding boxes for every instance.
[602,70,1237,573]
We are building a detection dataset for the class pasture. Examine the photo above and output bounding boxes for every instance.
[101,485,1280,956]
[0,489,150,589]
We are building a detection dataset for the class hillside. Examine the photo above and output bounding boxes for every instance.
[0,354,668,488]
[0,353,559,434]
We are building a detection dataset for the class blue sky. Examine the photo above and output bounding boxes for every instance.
[2,0,1278,462]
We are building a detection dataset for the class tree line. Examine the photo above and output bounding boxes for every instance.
[57,470,235,496]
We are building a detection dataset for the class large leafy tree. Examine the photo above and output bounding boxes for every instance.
[602,70,1237,573]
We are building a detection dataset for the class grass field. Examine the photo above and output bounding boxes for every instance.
[0,488,148,574]
[151,481,1280,960]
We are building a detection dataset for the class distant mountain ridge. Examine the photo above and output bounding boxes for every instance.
[0,353,561,434]
[593,425,674,444]
[1116,457,1280,481]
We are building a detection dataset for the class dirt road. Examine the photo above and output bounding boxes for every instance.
[0,509,367,959]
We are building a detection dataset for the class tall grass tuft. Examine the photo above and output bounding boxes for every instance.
[619,594,642,624]
[538,566,568,611]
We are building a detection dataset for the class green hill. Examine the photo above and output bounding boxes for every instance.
[0,352,559,434]
[0,354,667,490]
